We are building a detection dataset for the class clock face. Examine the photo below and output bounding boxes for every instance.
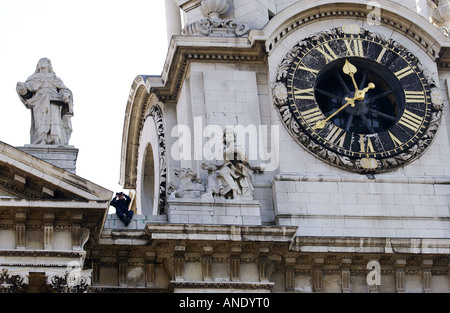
[274,27,442,173]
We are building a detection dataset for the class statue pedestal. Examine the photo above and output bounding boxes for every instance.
[17,145,79,174]
[167,198,262,225]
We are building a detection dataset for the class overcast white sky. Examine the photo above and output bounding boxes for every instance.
[0,0,168,195]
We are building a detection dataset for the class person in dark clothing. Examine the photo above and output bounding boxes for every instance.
[110,192,133,226]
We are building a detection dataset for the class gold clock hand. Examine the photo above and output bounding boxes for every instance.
[354,82,375,101]
[313,82,375,131]
[343,60,359,91]
[314,97,355,130]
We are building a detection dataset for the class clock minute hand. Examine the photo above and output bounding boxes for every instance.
[314,97,354,130]
[313,82,375,130]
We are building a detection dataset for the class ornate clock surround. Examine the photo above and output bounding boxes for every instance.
[273,27,444,174]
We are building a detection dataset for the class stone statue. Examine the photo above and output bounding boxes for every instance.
[202,129,255,200]
[17,58,74,146]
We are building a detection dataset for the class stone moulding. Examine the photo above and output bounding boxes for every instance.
[256,0,447,60]
[145,223,298,243]
[87,286,173,293]
[170,280,273,290]
[290,237,450,254]
[274,172,450,185]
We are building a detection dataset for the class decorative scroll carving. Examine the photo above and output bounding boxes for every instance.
[144,104,167,214]
[0,268,29,293]
[184,18,251,37]
[46,264,92,293]
[183,0,250,37]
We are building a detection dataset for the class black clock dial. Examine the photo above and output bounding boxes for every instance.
[314,57,402,135]
[274,27,442,173]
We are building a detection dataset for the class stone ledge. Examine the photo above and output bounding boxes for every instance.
[87,286,172,293]
[167,199,262,226]
[290,237,450,254]
[274,172,450,184]
[145,223,298,243]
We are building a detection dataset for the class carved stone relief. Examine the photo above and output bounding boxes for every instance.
[0,268,29,293]
[183,0,250,37]
[168,129,256,201]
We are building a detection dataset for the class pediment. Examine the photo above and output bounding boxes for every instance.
[0,141,112,202]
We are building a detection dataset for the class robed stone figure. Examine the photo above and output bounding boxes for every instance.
[17,58,73,146]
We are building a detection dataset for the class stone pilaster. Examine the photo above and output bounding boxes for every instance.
[312,257,324,292]
[422,259,433,293]
[285,257,296,292]
[202,245,213,281]
[174,245,185,281]
[118,251,129,286]
[43,212,55,250]
[340,258,352,293]
[14,211,26,249]
[230,246,241,282]
[144,252,156,287]
[394,259,406,293]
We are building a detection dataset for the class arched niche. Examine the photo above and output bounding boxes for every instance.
[136,112,161,216]
[141,143,156,215]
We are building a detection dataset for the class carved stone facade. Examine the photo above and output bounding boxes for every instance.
[114,0,450,293]
[2,0,450,293]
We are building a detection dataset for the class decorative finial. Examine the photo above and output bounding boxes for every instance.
[200,0,229,20]
[432,0,450,36]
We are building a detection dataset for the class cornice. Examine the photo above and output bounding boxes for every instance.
[290,237,450,254]
[0,141,113,202]
[154,36,267,103]
[251,0,449,60]
[145,223,298,243]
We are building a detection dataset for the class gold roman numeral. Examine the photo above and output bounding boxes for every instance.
[398,109,423,132]
[376,47,387,63]
[344,38,364,57]
[325,126,346,147]
[359,135,375,153]
[388,131,403,147]
[404,90,425,103]
[293,87,315,100]
[302,107,325,126]
[316,43,338,63]
[297,63,319,76]
[394,66,414,80]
